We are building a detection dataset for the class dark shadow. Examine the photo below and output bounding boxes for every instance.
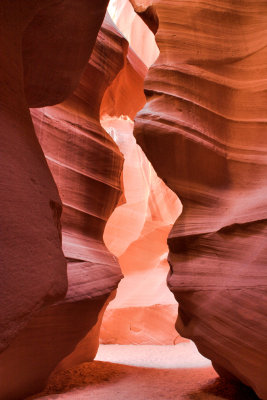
[187,377,260,400]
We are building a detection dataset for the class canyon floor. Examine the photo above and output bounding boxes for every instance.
[29,343,259,400]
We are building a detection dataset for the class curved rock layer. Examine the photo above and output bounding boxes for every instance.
[32,14,125,270]
[108,0,159,68]
[0,0,109,364]
[100,6,182,345]
[0,13,125,400]
[134,1,267,398]
[101,47,147,120]
[101,117,182,344]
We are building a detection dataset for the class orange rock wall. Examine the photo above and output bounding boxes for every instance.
[101,116,182,344]
[100,2,182,345]
[134,1,267,398]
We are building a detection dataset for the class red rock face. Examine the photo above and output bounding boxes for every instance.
[0,2,70,360]
[1,0,109,361]
[23,0,110,107]
[134,0,267,398]
[32,14,125,272]
[0,6,123,400]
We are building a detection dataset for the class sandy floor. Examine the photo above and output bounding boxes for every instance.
[95,342,211,368]
[30,344,259,400]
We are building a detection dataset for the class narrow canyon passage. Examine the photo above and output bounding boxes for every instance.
[1,1,266,399]
[101,115,182,345]
[29,3,262,399]
[99,0,183,347]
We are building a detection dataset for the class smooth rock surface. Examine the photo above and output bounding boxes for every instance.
[0,0,111,358]
[101,117,182,345]
[24,0,110,107]
[108,0,159,67]
[134,1,267,398]
[0,12,125,400]
[100,6,182,345]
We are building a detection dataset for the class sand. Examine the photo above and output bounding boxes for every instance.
[29,344,259,400]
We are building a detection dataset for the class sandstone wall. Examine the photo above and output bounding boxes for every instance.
[134,1,267,398]
[0,6,125,399]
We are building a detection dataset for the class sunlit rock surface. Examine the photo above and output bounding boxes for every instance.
[134,0,267,398]
[101,116,182,344]
[108,0,159,67]
[0,11,124,400]
[100,6,182,345]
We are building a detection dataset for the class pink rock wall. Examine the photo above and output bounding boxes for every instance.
[101,116,182,345]
[1,0,109,370]
[0,8,125,400]
[134,0,267,398]
[2,1,267,399]
[108,0,159,67]
[99,5,182,345]
[0,1,71,358]
[32,14,125,271]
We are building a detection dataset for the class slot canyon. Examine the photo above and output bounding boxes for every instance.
[0,0,266,399]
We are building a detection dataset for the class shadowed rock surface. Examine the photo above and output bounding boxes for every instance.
[1,0,110,364]
[0,9,125,400]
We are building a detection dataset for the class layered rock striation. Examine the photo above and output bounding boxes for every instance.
[134,1,267,398]
[1,0,109,379]
[100,3,182,345]
[0,8,125,400]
